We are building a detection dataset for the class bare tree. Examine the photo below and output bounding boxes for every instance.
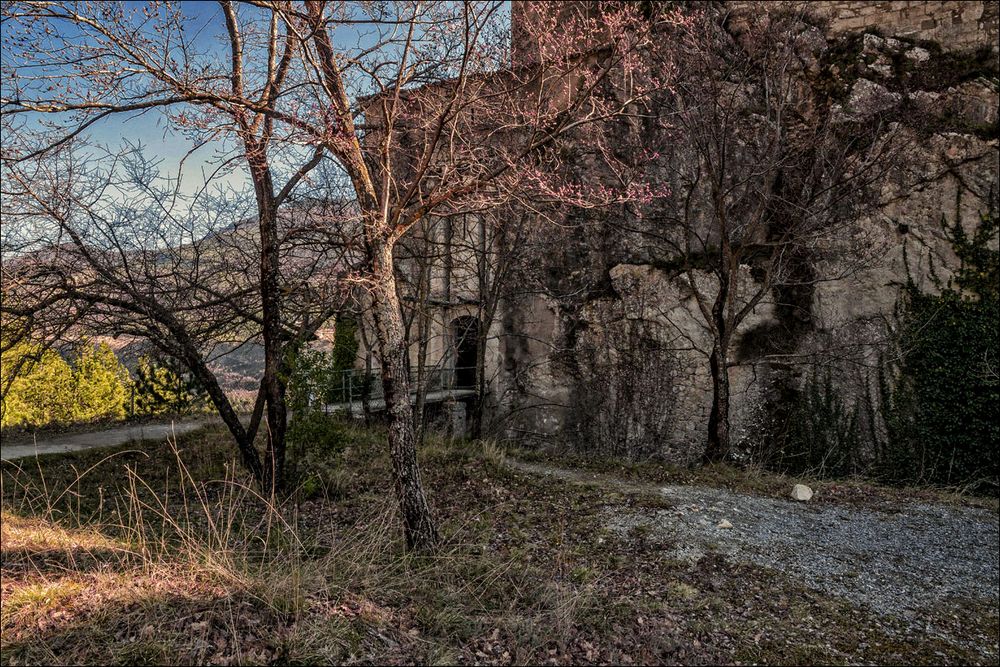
[0,140,353,482]
[2,0,684,549]
[277,0,682,548]
[601,6,901,462]
[0,0,351,490]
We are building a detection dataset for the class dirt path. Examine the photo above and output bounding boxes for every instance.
[508,459,1000,647]
[0,419,213,461]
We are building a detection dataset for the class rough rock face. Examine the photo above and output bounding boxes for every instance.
[562,264,776,462]
[839,77,902,118]
[492,27,999,464]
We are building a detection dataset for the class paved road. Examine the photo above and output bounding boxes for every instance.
[0,388,477,461]
[0,420,212,461]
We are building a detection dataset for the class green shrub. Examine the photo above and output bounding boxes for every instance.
[881,213,999,490]
[286,411,351,499]
[287,348,336,411]
[285,318,360,498]
[773,370,861,478]
[287,316,360,411]
[133,355,207,416]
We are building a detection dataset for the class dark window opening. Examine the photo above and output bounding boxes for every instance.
[452,316,480,389]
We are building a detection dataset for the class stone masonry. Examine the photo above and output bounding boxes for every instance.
[386,2,998,458]
[487,2,1000,461]
[729,1,998,53]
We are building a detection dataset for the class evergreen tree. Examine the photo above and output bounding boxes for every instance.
[331,317,359,374]
[133,355,206,416]
[0,344,76,428]
[72,342,131,422]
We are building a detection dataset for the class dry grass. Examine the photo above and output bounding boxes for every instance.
[0,424,608,664]
[1,420,997,665]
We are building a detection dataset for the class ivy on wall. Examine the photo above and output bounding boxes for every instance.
[773,369,861,479]
[881,212,999,490]
[763,212,999,491]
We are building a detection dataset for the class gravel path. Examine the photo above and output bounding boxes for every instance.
[510,460,1000,624]
[0,419,212,461]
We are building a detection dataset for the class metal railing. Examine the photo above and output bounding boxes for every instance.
[318,366,478,407]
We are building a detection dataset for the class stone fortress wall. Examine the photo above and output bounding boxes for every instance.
[729,1,997,52]
[487,1,1000,461]
[394,2,998,459]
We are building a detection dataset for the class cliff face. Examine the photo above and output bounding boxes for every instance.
[492,20,999,462]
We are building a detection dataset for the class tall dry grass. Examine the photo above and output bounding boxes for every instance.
[1,423,604,664]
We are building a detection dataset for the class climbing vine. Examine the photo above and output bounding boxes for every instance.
[881,212,999,490]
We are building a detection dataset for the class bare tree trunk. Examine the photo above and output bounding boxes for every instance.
[413,327,428,442]
[175,342,265,481]
[471,320,488,439]
[412,246,432,442]
[363,350,373,426]
[355,322,374,424]
[470,215,489,440]
[705,341,731,464]
[249,149,288,492]
[369,244,439,550]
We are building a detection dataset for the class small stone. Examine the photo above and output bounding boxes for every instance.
[870,59,893,77]
[791,483,814,502]
[908,89,942,114]
[717,519,733,529]
[905,47,931,63]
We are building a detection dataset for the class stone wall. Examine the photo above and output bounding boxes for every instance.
[514,2,999,61]
[729,1,998,53]
[491,13,999,463]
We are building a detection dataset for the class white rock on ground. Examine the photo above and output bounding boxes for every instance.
[791,483,814,501]
[718,519,733,529]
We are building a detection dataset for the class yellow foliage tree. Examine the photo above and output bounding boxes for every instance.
[72,342,131,423]
[1,343,76,428]
[1,341,132,428]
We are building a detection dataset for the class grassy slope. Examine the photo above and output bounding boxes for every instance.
[1,422,996,665]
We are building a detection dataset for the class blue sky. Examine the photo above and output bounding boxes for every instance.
[83,2,251,197]
[3,1,511,212]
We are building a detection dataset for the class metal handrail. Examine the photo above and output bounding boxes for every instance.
[319,365,478,407]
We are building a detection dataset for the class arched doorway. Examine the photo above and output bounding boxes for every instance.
[451,316,480,389]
